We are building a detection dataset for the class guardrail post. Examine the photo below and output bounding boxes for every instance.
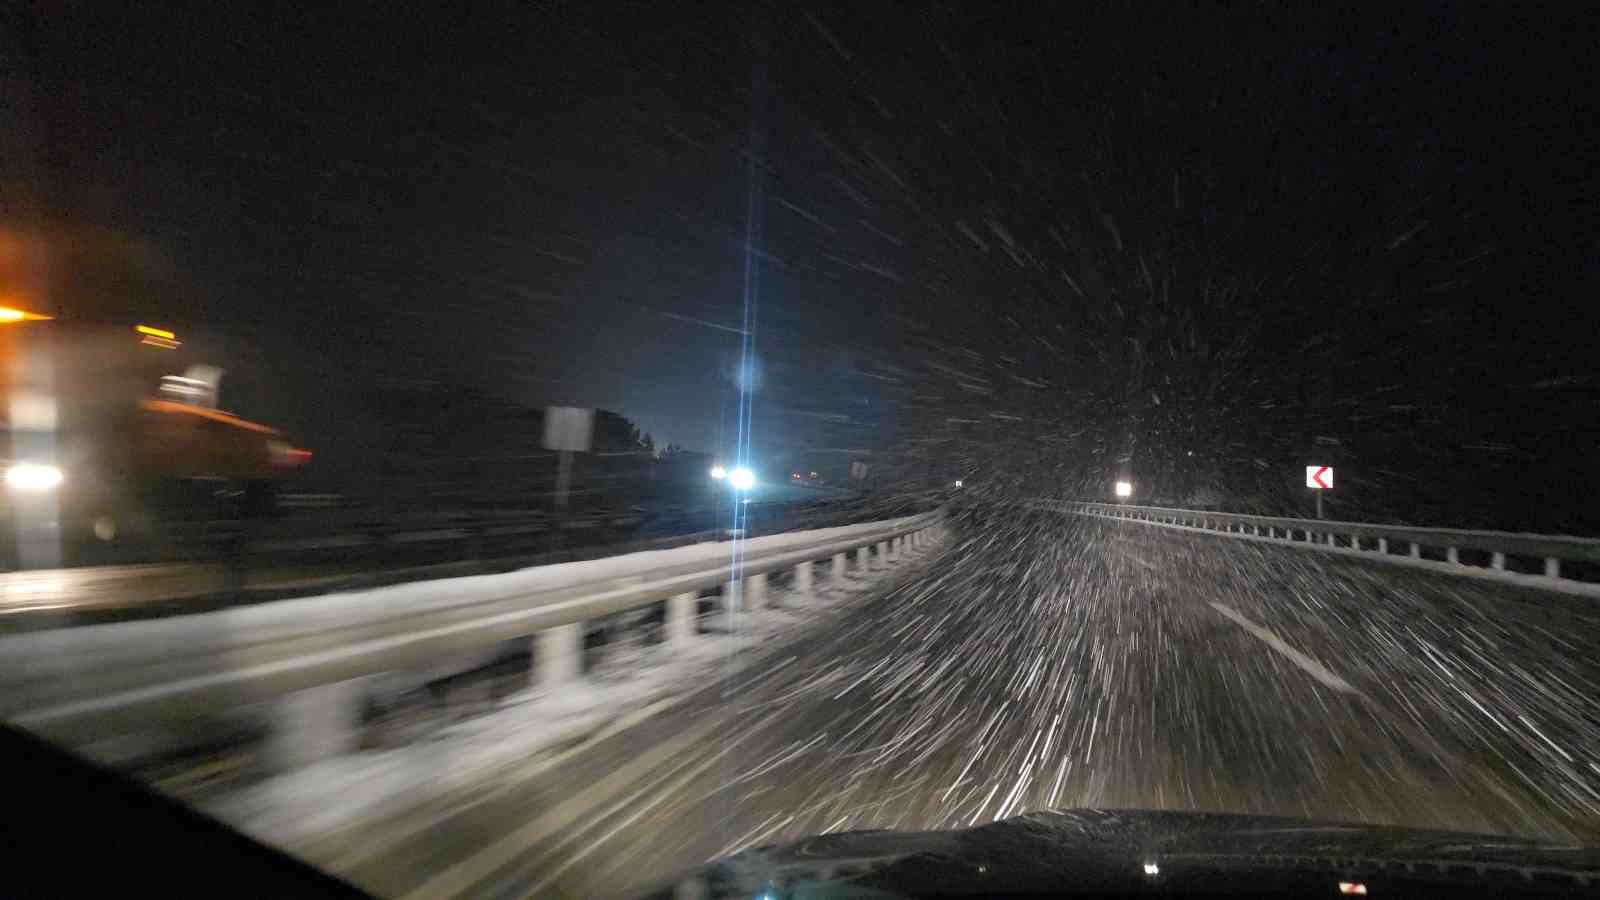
[1409,542,1421,559]
[266,678,367,771]
[747,572,768,607]
[1326,533,1335,547]
[1491,551,1505,570]
[538,623,583,685]
[856,546,870,572]
[1446,546,1459,564]
[886,537,899,564]
[793,560,813,596]
[1351,536,1360,551]
[668,592,698,644]
[875,541,889,569]
[1378,537,1388,554]
[832,552,847,581]
[1545,558,1560,579]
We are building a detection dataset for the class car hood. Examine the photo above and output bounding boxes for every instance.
[635,809,1598,898]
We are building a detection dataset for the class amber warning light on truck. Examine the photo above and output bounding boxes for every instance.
[0,306,52,323]
[135,324,180,349]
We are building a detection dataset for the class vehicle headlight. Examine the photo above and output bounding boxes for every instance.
[5,463,63,492]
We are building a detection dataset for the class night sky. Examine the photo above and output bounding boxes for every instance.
[8,3,1599,530]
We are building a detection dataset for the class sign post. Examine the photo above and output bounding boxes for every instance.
[543,407,595,552]
[1305,465,1333,519]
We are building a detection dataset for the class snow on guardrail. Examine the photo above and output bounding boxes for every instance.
[1043,501,1600,598]
[0,511,946,766]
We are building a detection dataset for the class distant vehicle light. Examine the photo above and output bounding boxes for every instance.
[1142,862,1160,877]
[792,472,801,480]
[1338,883,1367,896]
[0,307,52,323]
[135,324,176,340]
[953,479,964,488]
[709,465,727,480]
[729,467,755,490]
[1115,480,1133,498]
[6,463,63,492]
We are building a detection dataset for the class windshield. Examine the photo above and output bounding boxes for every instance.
[2,4,1597,897]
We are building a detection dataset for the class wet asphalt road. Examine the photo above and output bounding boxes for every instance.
[309,512,1600,898]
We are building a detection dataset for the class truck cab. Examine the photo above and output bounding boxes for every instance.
[0,314,309,565]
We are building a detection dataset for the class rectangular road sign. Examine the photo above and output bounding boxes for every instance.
[543,406,594,452]
[1306,465,1333,490]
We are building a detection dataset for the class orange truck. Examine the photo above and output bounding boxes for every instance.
[0,312,310,554]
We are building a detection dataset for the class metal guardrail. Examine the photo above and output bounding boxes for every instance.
[0,511,944,761]
[1043,501,1600,594]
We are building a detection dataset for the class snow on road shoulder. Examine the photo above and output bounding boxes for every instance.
[201,537,945,851]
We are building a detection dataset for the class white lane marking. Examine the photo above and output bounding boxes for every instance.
[399,714,728,900]
[1208,602,1357,694]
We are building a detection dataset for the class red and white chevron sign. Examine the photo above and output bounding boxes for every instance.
[1305,466,1333,490]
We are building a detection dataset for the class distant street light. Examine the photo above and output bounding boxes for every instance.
[953,479,964,489]
[1114,480,1133,499]
[729,467,755,491]
[709,465,727,480]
